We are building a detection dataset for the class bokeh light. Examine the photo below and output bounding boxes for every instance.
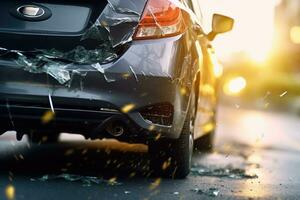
[290,26,300,44]
[223,76,247,96]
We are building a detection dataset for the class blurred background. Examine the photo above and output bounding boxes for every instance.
[200,0,300,115]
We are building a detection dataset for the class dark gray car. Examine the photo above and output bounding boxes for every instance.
[0,0,233,178]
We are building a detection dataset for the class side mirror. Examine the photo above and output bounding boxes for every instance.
[208,14,234,41]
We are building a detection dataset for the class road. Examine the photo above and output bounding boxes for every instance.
[0,105,300,199]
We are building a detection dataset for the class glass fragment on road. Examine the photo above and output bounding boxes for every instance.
[191,187,220,197]
[30,174,122,187]
[191,164,258,179]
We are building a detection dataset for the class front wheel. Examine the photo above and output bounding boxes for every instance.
[149,114,193,179]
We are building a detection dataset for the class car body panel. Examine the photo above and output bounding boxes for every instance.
[0,35,190,140]
[0,0,219,143]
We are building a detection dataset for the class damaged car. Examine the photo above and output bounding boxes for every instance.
[0,0,233,178]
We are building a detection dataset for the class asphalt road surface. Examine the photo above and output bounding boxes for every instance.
[0,105,300,199]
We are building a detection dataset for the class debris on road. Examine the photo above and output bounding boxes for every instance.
[191,164,258,179]
[30,174,122,187]
[191,187,220,197]
[149,178,161,190]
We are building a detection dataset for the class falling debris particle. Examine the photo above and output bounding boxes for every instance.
[264,102,270,109]
[8,172,14,182]
[148,125,155,131]
[154,134,161,141]
[19,154,24,160]
[48,93,55,113]
[191,165,258,179]
[30,174,121,186]
[64,149,75,156]
[81,149,88,155]
[162,158,171,170]
[124,191,131,195]
[280,91,287,97]
[149,178,161,190]
[41,136,48,143]
[129,172,136,178]
[5,185,15,200]
[121,104,135,113]
[173,192,179,195]
[180,87,187,96]
[108,177,119,186]
[41,110,55,124]
[122,73,131,79]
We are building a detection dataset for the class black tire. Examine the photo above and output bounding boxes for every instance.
[149,114,193,179]
[194,130,215,152]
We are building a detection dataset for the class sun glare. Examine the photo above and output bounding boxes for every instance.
[223,76,247,96]
[248,47,271,64]
[199,0,277,62]
[290,26,300,44]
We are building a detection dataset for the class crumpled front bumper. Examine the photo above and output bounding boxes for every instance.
[0,38,190,141]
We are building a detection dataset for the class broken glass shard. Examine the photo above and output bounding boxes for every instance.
[191,164,258,179]
[30,174,122,187]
